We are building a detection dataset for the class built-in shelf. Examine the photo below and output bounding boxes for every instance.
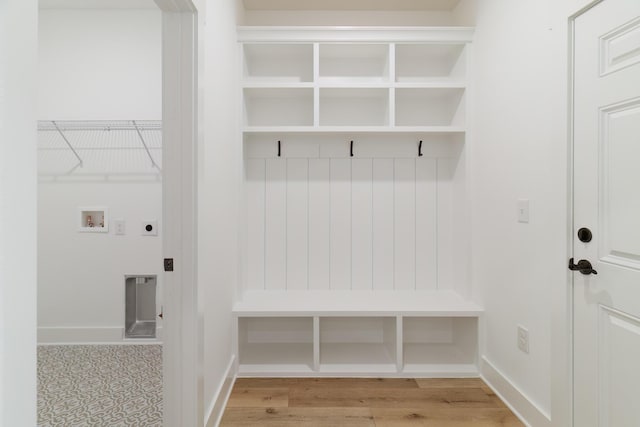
[243,88,314,127]
[234,294,482,377]
[320,88,389,126]
[238,317,314,374]
[243,43,314,83]
[233,290,483,317]
[319,44,390,83]
[237,27,475,377]
[395,43,466,82]
[395,88,466,127]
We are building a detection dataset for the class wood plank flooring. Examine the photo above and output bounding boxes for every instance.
[220,378,524,426]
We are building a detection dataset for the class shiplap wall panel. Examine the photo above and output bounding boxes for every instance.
[415,158,438,290]
[351,159,374,290]
[394,159,416,290]
[246,159,266,290]
[372,159,395,290]
[246,147,456,292]
[308,159,331,290]
[265,159,287,290]
[286,159,309,289]
[330,159,352,290]
[437,158,453,290]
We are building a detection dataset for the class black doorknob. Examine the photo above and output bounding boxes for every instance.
[568,258,598,275]
[577,227,593,243]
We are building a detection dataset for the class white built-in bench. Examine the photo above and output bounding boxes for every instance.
[233,290,483,377]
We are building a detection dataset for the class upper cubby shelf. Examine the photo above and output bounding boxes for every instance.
[319,44,389,83]
[243,43,314,83]
[239,27,473,134]
[395,43,466,82]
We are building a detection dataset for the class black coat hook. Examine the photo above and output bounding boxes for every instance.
[350,140,354,157]
[278,140,281,157]
[418,140,423,157]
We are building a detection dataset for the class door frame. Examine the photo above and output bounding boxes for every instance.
[566,2,604,426]
[154,1,202,426]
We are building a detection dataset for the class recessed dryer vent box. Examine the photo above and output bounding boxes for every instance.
[125,275,157,339]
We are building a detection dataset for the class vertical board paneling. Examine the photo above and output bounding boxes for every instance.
[246,159,266,290]
[351,159,373,290]
[265,159,287,290]
[415,158,438,290]
[286,159,309,290]
[308,159,331,290]
[437,158,454,290]
[372,159,394,290]
[330,159,352,290]
[394,159,416,290]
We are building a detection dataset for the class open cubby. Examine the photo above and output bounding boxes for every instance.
[238,317,314,374]
[395,44,466,82]
[395,88,465,127]
[319,44,390,83]
[243,43,313,83]
[244,88,314,127]
[402,317,478,374]
[319,317,397,373]
[319,88,389,126]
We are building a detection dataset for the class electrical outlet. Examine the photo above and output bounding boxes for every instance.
[517,325,529,354]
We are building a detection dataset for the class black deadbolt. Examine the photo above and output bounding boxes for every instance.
[146,224,153,232]
[577,227,592,243]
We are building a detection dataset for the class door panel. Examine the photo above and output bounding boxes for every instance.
[573,1,640,426]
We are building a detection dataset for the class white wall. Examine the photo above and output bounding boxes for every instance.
[37,8,163,343]
[472,0,590,425]
[0,0,38,424]
[200,0,245,424]
[243,10,454,26]
[38,9,161,120]
[37,181,163,342]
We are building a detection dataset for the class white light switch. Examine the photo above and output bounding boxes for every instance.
[517,199,530,223]
[114,219,126,235]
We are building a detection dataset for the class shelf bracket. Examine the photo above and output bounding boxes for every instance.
[278,140,281,157]
[418,140,423,157]
[132,120,162,172]
[52,121,83,169]
[350,140,354,157]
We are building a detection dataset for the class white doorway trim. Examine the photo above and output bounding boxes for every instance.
[154,1,202,426]
[564,2,603,427]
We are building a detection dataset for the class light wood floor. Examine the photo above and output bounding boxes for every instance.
[220,378,524,426]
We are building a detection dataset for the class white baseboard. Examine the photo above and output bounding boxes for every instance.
[480,356,551,427]
[38,326,163,344]
[205,355,237,427]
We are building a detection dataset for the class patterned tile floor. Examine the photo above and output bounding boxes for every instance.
[38,345,162,427]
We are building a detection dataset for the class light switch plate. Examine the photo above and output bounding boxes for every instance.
[114,219,126,235]
[517,199,530,223]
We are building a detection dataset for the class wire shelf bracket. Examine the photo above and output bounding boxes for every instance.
[52,120,83,169]
[132,120,162,172]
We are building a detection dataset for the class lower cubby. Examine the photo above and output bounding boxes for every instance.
[237,317,314,374]
[402,317,478,375]
[319,317,397,373]
[234,292,482,377]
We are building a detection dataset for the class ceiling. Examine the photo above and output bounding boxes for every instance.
[39,0,157,9]
[243,0,461,11]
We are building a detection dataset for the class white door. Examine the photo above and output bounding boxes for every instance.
[573,1,640,426]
